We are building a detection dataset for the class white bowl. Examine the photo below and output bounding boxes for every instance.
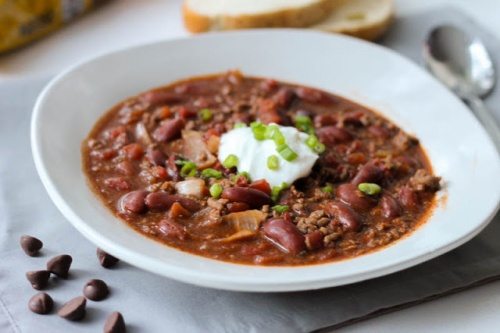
[31,30,500,292]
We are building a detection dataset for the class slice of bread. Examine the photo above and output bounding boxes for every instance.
[312,0,394,41]
[183,0,335,33]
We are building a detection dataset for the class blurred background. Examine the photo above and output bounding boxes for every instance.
[0,0,498,80]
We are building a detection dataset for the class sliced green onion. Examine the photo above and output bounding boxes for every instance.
[222,154,238,169]
[199,108,213,122]
[314,142,326,154]
[272,205,289,213]
[295,115,314,134]
[305,134,326,154]
[265,124,285,145]
[180,161,197,177]
[277,144,298,162]
[201,168,223,179]
[267,155,280,170]
[234,122,247,129]
[209,183,223,199]
[231,171,251,182]
[271,182,288,202]
[358,183,382,195]
[250,121,267,140]
[322,183,334,194]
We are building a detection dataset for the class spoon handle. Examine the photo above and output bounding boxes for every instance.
[467,97,500,153]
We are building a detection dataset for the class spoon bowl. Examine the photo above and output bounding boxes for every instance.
[424,25,495,98]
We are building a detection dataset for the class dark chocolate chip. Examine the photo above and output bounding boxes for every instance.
[46,254,72,278]
[96,248,119,268]
[28,292,53,314]
[104,311,126,333]
[83,279,109,301]
[26,270,51,290]
[20,235,43,256]
[58,296,86,321]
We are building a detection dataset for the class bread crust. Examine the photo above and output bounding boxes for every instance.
[321,9,394,41]
[183,0,334,33]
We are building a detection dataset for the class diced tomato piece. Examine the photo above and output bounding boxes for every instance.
[177,106,197,119]
[120,143,144,160]
[249,179,271,196]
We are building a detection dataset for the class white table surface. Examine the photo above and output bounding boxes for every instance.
[2,0,499,332]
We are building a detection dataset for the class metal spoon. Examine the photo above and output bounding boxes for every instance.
[423,25,500,152]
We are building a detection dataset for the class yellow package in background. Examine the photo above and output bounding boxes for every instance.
[0,0,102,53]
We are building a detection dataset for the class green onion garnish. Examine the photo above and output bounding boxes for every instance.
[305,134,326,154]
[276,144,298,162]
[201,168,223,179]
[271,182,288,201]
[222,154,238,169]
[180,161,197,177]
[209,183,223,199]
[199,108,213,122]
[231,171,251,182]
[267,155,280,170]
[272,205,289,213]
[322,183,334,194]
[250,121,267,140]
[265,124,285,145]
[234,122,247,129]
[358,183,382,195]
[294,115,314,134]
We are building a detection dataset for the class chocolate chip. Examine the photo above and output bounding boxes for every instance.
[46,254,72,278]
[58,296,86,321]
[28,292,53,314]
[26,270,51,290]
[83,279,109,301]
[104,311,126,333]
[20,235,43,256]
[96,248,119,268]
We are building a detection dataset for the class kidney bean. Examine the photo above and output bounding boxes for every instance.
[151,166,169,180]
[325,201,361,232]
[336,183,376,211]
[380,194,402,219]
[256,99,282,125]
[272,88,296,108]
[227,202,250,213]
[314,114,338,127]
[140,90,184,107]
[104,177,130,191]
[115,161,135,176]
[158,218,187,240]
[343,111,366,126]
[398,186,420,211]
[369,125,391,139]
[347,152,367,165]
[119,190,148,215]
[351,162,383,185]
[120,143,143,160]
[145,192,200,212]
[263,219,305,255]
[152,118,185,142]
[317,126,352,145]
[166,155,180,181]
[146,148,166,166]
[222,187,272,209]
[295,87,336,105]
[305,230,324,250]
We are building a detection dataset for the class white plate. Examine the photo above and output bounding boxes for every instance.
[31,30,500,292]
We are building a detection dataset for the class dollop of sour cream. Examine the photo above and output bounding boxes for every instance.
[218,124,319,187]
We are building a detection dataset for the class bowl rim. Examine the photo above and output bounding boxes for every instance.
[31,29,500,292]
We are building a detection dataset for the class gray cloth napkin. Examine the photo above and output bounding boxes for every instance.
[1,7,500,333]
